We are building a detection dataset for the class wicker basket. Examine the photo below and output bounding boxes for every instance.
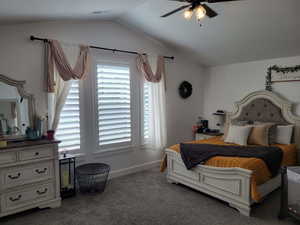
[76,163,110,193]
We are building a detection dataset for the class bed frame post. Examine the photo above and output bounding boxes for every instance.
[229,203,251,216]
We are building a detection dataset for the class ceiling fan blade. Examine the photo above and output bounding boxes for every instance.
[206,0,241,3]
[201,3,218,18]
[161,5,190,17]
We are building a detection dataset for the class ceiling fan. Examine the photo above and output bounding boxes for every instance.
[161,0,240,21]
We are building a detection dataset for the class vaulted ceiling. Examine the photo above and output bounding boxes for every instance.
[1,0,300,66]
[0,0,146,23]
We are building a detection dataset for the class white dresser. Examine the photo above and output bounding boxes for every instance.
[0,140,61,218]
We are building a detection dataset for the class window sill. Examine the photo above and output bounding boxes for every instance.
[59,145,156,161]
[93,145,135,157]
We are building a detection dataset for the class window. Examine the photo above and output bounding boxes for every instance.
[56,81,80,152]
[56,59,151,155]
[143,81,151,141]
[97,64,131,147]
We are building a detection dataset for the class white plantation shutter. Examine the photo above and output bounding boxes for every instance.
[143,82,151,141]
[56,81,80,151]
[97,64,132,146]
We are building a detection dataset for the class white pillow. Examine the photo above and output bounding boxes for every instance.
[276,125,294,145]
[224,125,253,146]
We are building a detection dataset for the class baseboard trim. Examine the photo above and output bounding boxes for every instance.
[108,160,161,180]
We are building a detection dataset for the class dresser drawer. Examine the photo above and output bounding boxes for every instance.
[1,161,54,189]
[19,146,53,161]
[2,182,54,212]
[0,152,17,165]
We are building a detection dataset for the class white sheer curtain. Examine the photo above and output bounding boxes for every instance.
[47,79,72,131]
[47,43,79,130]
[147,79,167,151]
[143,56,167,151]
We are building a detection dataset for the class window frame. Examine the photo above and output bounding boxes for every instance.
[141,79,152,146]
[96,61,133,150]
[55,80,82,155]
[56,54,149,156]
[92,57,142,154]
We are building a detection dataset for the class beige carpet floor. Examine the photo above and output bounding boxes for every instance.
[0,168,297,225]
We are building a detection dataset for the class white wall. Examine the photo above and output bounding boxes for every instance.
[203,55,300,129]
[165,58,204,145]
[0,20,204,172]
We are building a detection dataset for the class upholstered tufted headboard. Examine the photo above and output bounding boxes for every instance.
[232,98,289,125]
[227,90,300,150]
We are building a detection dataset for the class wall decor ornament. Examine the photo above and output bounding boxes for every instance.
[179,81,193,99]
[265,65,300,91]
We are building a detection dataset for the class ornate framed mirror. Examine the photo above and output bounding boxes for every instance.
[0,74,35,140]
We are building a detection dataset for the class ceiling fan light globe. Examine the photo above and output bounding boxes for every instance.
[183,9,193,20]
[195,6,206,20]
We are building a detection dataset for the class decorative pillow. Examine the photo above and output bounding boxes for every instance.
[221,121,249,141]
[248,124,274,146]
[224,125,253,146]
[253,121,277,144]
[276,125,294,145]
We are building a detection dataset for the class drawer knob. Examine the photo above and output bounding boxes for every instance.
[8,173,21,180]
[36,188,48,195]
[9,194,22,202]
[35,152,40,156]
[35,168,47,174]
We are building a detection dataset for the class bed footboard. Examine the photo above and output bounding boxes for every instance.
[166,149,253,216]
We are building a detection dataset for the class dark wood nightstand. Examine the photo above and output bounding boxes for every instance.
[279,166,300,221]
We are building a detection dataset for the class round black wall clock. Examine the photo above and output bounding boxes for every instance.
[178,81,192,99]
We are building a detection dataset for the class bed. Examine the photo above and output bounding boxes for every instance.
[162,90,300,216]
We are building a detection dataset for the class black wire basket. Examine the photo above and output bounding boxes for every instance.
[76,163,110,193]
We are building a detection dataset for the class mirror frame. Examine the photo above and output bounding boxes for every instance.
[0,74,36,132]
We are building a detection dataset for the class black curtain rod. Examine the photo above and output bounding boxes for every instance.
[30,35,174,60]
